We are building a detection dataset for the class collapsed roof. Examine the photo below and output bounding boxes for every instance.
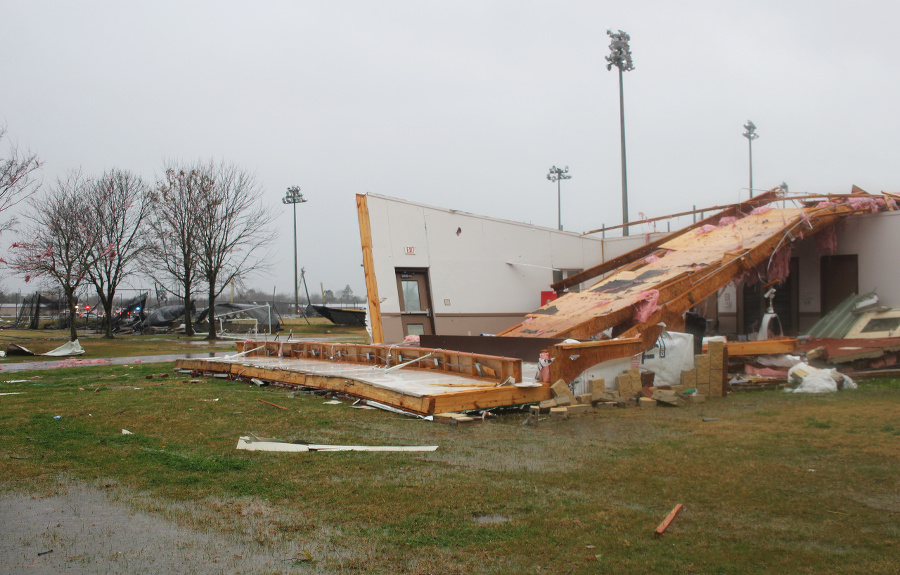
[498,188,896,340]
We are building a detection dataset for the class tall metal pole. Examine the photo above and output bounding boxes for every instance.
[606,29,634,236]
[546,165,571,231]
[617,66,628,235]
[743,121,758,198]
[282,186,307,316]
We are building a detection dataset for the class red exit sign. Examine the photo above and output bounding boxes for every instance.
[405,246,415,255]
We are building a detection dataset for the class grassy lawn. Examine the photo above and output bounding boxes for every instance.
[0,358,897,574]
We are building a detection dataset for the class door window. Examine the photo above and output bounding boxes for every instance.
[401,280,422,312]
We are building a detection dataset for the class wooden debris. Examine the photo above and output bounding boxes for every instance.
[654,504,684,537]
[256,398,288,410]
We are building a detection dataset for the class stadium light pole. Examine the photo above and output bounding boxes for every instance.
[282,186,307,316]
[546,165,572,231]
[743,121,759,198]
[606,29,634,236]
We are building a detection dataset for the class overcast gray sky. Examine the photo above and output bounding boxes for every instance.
[2,1,898,299]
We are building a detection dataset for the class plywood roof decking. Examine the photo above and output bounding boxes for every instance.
[499,200,870,340]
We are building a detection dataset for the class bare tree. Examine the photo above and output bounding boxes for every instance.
[194,161,275,340]
[145,163,211,336]
[82,168,153,338]
[0,126,42,234]
[9,171,95,341]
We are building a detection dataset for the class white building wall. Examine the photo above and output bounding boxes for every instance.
[364,194,657,342]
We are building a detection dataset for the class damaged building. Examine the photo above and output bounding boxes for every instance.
[177,187,898,414]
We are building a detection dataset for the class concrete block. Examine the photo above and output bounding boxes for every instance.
[595,401,616,410]
[554,394,572,406]
[567,404,592,415]
[539,398,558,409]
[696,354,710,373]
[589,377,606,395]
[433,413,459,424]
[529,405,541,415]
[550,407,568,419]
[592,391,616,403]
[639,397,657,408]
[550,379,574,399]
[576,394,593,405]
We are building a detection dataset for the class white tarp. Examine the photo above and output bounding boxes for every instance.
[639,331,695,385]
[787,362,857,393]
[43,340,85,356]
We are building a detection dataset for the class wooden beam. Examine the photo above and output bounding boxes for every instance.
[654,504,684,537]
[547,324,663,384]
[708,338,799,356]
[356,194,384,343]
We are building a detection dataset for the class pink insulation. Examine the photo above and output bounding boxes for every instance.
[718,216,739,226]
[815,226,838,255]
[750,206,772,216]
[632,289,661,324]
[767,248,792,282]
[848,196,882,213]
[645,255,661,264]
[694,224,719,236]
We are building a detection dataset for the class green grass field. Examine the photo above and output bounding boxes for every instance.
[1,355,898,574]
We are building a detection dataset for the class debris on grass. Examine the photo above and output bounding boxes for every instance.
[236,436,438,452]
[654,503,684,537]
[256,398,287,410]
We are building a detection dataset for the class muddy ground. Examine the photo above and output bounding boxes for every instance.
[1,480,314,574]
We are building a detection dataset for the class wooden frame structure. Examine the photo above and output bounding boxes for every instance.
[174,341,544,415]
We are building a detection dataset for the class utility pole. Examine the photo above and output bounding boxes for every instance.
[281,186,307,317]
[743,121,759,198]
[546,165,571,230]
[606,29,635,236]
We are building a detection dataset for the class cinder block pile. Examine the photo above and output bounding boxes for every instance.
[680,339,727,399]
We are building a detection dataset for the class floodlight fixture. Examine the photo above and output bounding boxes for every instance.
[742,121,759,197]
[282,186,308,316]
[606,29,634,235]
[547,165,572,231]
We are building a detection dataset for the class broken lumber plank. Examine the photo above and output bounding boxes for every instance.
[654,504,684,537]
[710,338,799,356]
[546,324,662,384]
[256,398,288,410]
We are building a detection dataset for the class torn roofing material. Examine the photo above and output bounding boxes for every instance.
[499,189,895,340]
[804,292,877,339]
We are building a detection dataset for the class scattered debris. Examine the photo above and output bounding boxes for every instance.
[236,436,438,452]
[256,398,288,410]
[122,429,133,435]
[654,504,684,537]
[786,362,856,393]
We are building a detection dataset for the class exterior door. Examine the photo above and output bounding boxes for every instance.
[821,255,858,315]
[395,269,435,336]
